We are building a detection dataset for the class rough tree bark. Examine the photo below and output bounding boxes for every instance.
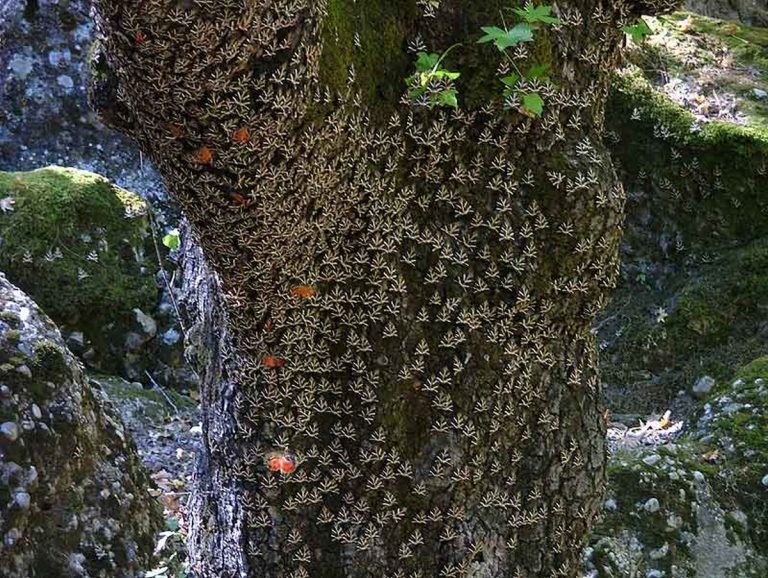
[89,1,679,576]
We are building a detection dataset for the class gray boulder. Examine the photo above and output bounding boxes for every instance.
[0,273,161,577]
[686,0,768,26]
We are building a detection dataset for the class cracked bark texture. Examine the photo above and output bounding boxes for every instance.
[90,1,680,576]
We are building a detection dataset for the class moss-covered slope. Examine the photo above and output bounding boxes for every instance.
[600,13,768,413]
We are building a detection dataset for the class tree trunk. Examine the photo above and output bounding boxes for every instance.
[89,1,680,576]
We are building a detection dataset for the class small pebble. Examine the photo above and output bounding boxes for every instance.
[12,490,31,510]
[15,365,32,379]
[649,542,669,560]
[3,528,21,547]
[644,497,660,513]
[643,454,661,466]
[57,74,74,90]
[1,421,19,441]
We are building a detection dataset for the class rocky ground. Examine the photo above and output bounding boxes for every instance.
[95,376,201,578]
[626,12,768,128]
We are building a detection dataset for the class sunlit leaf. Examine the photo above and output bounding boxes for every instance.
[162,229,180,251]
[477,24,534,51]
[521,92,544,116]
[622,18,653,44]
[513,3,561,25]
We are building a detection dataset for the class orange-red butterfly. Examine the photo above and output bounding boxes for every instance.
[266,452,296,474]
[263,355,285,369]
[232,127,251,143]
[291,285,316,299]
[134,31,147,44]
[197,146,213,164]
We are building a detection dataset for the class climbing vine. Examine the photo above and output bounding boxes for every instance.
[406,3,652,116]
[405,2,559,115]
[405,47,462,108]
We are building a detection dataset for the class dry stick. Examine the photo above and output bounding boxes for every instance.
[145,370,179,416]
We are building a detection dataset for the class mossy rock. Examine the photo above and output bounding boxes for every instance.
[588,354,768,576]
[590,361,768,578]
[589,446,701,577]
[607,69,768,258]
[0,166,157,371]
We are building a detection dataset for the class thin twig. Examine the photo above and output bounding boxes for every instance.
[145,370,179,415]
[146,205,187,334]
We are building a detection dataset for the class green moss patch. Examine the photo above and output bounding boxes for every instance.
[93,374,197,422]
[602,237,768,412]
[317,0,537,111]
[319,0,417,105]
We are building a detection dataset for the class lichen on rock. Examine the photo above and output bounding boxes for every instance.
[0,272,162,577]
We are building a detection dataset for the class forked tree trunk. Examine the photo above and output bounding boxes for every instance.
[90,1,679,576]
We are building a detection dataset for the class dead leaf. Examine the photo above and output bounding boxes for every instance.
[702,449,719,463]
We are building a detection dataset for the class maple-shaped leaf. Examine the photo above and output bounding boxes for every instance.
[513,3,561,25]
[477,23,534,51]
[622,18,653,44]
[415,52,440,72]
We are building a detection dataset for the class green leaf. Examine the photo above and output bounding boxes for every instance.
[437,89,458,108]
[415,52,440,72]
[513,3,561,25]
[162,229,180,251]
[477,23,534,51]
[521,92,544,116]
[500,73,519,87]
[622,18,653,44]
[433,70,461,81]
